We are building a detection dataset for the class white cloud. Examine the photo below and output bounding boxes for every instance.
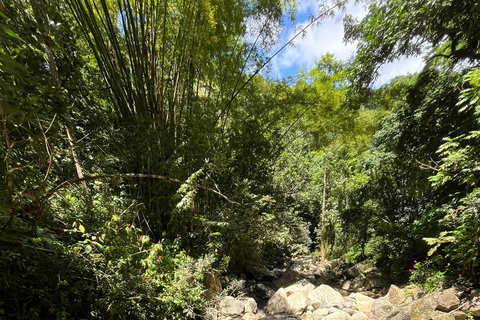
[374,56,425,87]
[296,0,317,13]
[267,0,425,86]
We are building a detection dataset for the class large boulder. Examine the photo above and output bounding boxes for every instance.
[431,311,456,320]
[385,285,405,307]
[250,283,276,300]
[370,299,399,320]
[436,291,460,312]
[370,299,412,320]
[348,274,366,292]
[280,269,298,287]
[410,292,440,320]
[324,310,351,320]
[266,288,288,315]
[308,284,346,310]
[285,281,315,295]
[241,297,258,314]
[389,307,412,320]
[344,266,362,280]
[253,266,278,281]
[219,296,245,317]
[364,270,391,293]
[464,289,480,316]
[354,260,377,274]
[348,293,373,315]
[449,310,467,320]
[266,282,313,316]
[314,259,347,285]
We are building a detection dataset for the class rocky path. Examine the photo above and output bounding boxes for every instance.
[207,256,480,320]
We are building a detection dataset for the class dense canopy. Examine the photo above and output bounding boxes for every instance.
[0,0,479,318]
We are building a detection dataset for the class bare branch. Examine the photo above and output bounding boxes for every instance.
[43,173,240,206]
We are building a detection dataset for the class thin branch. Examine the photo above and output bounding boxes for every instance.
[416,159,440,172]
[273,84,334,150]
[212,3,341,129]
[43,173,240,205]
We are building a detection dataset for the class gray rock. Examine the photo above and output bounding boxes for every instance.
[349,293,373,315]
[312,308,329,317]
[243,313,266,320]
[348,275,366,292]
[349,311,368,320]
[266,287,309,316]
[469,288,480,299]
[410,292,440,320]
[364,270,390,292]
[344,266,361,279]
[389,307,412,320]
[324,259,348,277]
[280,269,299,287]
[266,288,288,315]
[253,266,278,281]
[241,297,258,314]
[431,311,456,320]
[342,308,357,316]
[468,304,480,317]
[466,290,480,316]
[273,268,286,278]
[313,259,347,285]
[449,310,467,320]
[385,285,405,307]
[204,307,218,320]
[436,291,460,312]
[370,299,399,320]
[250,283,276,300]
[219,296,245,317]
[354,260,377,274]
[324,310,351,320]
[308,284,346,309]
[342,280,353,291]
[285,281,315,295]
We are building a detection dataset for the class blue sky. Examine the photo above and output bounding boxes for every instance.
[265,0,425,86]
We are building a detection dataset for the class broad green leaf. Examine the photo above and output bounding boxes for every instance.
[0,25,24,42]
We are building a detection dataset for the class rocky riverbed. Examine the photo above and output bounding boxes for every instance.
[204,256,480,320]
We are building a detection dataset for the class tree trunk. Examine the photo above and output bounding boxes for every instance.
[320,170,327,263]
[30,0,89,193]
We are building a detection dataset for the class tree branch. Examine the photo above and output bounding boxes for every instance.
[43,173,240,206]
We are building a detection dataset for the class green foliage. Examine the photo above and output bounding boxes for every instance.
[345,0,480,87]
[409,255,447,293]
